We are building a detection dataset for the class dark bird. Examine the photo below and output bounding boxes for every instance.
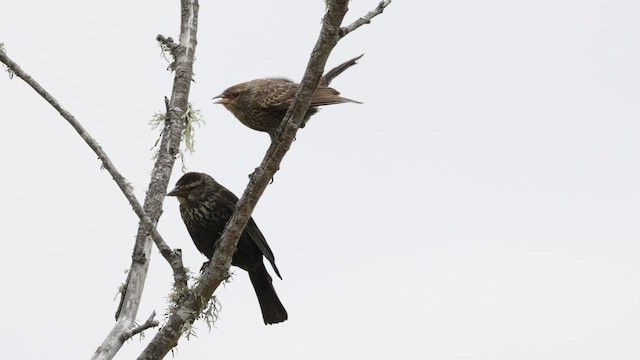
[167,172,287,325]
[213,54,363,141]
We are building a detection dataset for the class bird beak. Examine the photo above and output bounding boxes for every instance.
[167,187,183,197]
[212,94,230,105]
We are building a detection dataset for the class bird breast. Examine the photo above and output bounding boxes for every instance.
[181,203,215,223]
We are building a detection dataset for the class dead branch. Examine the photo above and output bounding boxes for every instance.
[340,0,392,38]
[92,0,200,358]
[120,312,160,342]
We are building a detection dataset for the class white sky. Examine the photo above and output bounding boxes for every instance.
[1,1,640,359]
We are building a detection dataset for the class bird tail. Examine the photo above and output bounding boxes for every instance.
[320,54,364,86]
[249,268,288,325]
[311,87,363,106]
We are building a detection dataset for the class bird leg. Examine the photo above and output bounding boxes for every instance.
[199,260,211,274]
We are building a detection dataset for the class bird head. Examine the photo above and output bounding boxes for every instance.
[167,172,210,205]
[212,83,250,108]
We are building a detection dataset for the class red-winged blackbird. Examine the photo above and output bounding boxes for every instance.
[213,54,363,141]
[167,172,287,325]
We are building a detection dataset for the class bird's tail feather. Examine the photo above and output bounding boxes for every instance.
[249,269,288,325]
[311,87,362,106]
[320,54,364,86]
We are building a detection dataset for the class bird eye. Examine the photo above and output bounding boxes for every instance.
[231,91,240,98]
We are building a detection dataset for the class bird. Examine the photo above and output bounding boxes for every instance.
[213,54,363,141]
[167,172,288,325]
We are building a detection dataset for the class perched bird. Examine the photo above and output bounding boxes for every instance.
[167,172,287,325]
[213,54,363,141]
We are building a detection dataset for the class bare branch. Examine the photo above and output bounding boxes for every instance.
[0,52,139,230]
[120,312,160,342]
[0,39,188,299]
[93,0,200,358]
[340,0,392,38]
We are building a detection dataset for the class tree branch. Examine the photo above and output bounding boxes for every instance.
[120,312,160,342]
[340,0,392,38]
[92,1,200,358]
[0,21,190,337]
[0,32,188,292]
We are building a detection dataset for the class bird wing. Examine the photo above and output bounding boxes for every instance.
[265,77,294,83]
[265,83,361,110]
[218,186,282,279]
[252,76,362,110]
[252,79,298,109]
[245,218,282,279]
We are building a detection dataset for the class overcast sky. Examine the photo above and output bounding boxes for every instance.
[2,1,640,359]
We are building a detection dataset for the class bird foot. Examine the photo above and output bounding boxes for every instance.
[199,260,211,274]
[248,167,276,184]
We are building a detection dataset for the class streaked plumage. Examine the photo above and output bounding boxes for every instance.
[213,55,363,141]
[167,172,287,325]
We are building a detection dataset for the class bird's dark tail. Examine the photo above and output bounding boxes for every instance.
[249,268,288,325]
[320,54,364,86]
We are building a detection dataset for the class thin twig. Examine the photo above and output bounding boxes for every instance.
[0,47,188,294]
[340,0,392,38]
[120,312,160,342]
[0,53,137,226]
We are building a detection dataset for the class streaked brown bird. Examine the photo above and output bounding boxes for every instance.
[167,172,287,325]
[213,54,363,141]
